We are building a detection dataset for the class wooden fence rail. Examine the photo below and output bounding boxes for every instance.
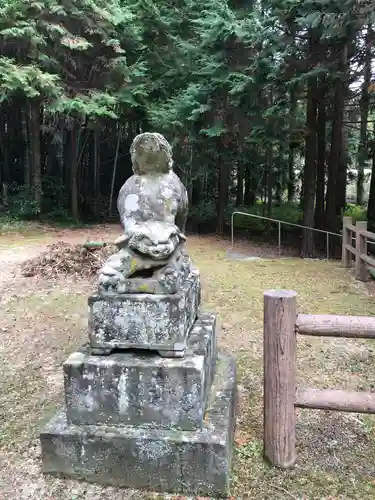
[263,290,375,468]
[342,216,375,280]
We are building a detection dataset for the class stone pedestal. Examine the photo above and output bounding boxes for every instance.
[41,353,236,497]
[64,313,217,430]
[88,269,200,357]
[40,274,237,497]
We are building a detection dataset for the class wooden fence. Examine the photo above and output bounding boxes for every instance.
[342,216,375,280]
[263,290,375,468]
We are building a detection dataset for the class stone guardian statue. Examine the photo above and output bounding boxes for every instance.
[98,132,191,295]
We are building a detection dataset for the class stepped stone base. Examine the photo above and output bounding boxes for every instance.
[40,353,237,498]
[88,269,200,357]
[64,312,217,430]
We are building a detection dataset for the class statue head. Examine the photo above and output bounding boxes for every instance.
[130,132,173,175]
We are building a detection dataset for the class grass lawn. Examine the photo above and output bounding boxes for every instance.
[1,229,375,499]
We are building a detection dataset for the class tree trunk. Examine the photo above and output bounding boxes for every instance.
[325,44,347,233]
[70,124,79,220]
[367,139,375,233]
[244,164,256,205]
[215,92,229,235]
[109,128,121,216]
[30,100,42,210]
[0,101,10,186]
[314,78,326,229]
[357,25,372,206]
[21,104,31,186]
[337,107,349,213]
[217,157,230,235]
[265,146,273,236]
[93,130,101,220]
[301,41,318,258]
[236,162,244,206]
[288,87,296,202]
[266,146,273,217]
[275,144,283,204]
[299,170,304,209]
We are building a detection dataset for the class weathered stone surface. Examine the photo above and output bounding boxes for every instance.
[98,132,190,292]
[89,269,200,357]
[40,353,237,498]
[98,244,192,296]
[64,312,217,430]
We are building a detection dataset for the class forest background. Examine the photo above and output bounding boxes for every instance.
[1,0,375,257]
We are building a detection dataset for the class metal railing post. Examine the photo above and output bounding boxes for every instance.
[231,212,235,248]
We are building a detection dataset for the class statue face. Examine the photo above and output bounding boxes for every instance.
[130,132,173,175]
[133,147,168,174]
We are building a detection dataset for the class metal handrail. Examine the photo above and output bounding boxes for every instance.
[231,211,342,260]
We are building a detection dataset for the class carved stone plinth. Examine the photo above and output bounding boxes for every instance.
[41,353,236,498]
[88,270,200,357]
[64,313,217,430]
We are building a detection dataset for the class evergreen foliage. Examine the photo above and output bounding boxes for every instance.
[0,0,374,255]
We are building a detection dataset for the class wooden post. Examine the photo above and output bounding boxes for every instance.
[263,290,297,468]
[355,220,368,281]
[342,216,352,267]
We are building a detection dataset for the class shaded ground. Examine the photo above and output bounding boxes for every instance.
[1,224,375,499]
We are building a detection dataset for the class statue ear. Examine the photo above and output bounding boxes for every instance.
[159,150,171,172]
[132,157,140,174]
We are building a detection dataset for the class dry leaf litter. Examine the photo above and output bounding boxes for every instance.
[21,241,116,278]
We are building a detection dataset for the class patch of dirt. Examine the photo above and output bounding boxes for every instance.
[193,232,301,258]
[365,277,375,297]
[0,223,121,301]
[0,244,47,300]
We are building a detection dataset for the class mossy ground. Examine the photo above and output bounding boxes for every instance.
[1,227,375,499]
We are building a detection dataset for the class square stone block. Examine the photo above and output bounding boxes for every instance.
[40,353,237,498]
[64,312,217,430]
[88,269,200,357]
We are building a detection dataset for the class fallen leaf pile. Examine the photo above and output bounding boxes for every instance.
[21,240,117,278]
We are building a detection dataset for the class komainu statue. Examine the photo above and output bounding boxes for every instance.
[40,133,235,499]
[98,132,191,294]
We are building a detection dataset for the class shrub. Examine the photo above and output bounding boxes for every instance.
[0,214,30,234]
[344,203,367,223]
[231,203,303,236]
[188,200,217,232]
[8,183,40,219]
